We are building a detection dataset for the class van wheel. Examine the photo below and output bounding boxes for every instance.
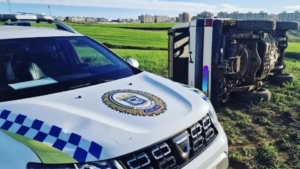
[237,20,276,31]
[231,88,271,103]
[276,21,299,31]
[268,73,294,85]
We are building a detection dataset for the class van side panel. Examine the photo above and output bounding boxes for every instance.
[194,19,204,91]
[202,26,213,97]
[211,20,223,106]
[188,26,197,87]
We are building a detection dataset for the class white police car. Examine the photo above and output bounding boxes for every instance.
[0,16,229,169]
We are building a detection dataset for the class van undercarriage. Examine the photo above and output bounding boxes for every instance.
[168,19,299,107]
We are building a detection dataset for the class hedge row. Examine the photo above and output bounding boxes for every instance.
[118,27,170,31]
[102,43,168,51]
[285,52,300,60]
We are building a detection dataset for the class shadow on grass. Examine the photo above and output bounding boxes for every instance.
[117,27,170,31]
[285,52,300,61]
[102,43,168,50]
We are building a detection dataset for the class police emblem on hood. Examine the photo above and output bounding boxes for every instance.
[102,89,167,116]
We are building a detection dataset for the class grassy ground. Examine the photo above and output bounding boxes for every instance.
[66,22,175,29]
[72,25,168,48]
[30,22,170,49]
[3,21,300,169]
[286,42,300,53]
[219,58,300,169]
[112,49,168,76]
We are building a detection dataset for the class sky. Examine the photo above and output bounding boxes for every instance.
[0,0,300,20]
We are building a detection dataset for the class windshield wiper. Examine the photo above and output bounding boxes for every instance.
[69,79,115,89]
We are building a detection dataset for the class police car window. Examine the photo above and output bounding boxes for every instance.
[0,39,70,85]
[0,37,133,90]
[70,39,114,66]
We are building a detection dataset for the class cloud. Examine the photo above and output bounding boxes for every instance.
[285,5,300,10]
[0,0,265,14]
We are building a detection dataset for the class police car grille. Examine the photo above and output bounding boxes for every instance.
[117,113,218,169]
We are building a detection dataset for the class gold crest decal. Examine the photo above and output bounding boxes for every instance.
[102,89,167,116]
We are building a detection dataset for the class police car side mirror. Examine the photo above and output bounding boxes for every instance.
[126,58,139,68]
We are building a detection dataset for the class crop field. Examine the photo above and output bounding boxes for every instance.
[30,22,171,49]
[67,22,300,169]
[3,20,300,168]
[67,22,175,29]
[71,25,168,48]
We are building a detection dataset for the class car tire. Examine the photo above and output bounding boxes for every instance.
[276,21,299,31]
[231,88,272,103]
[268,73,294,85]
[237,20,276,31]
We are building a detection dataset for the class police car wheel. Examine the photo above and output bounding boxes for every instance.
[276,21,299,31]
[268,73,294,85]
[237,20,276,31]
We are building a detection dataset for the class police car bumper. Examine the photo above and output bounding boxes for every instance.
[24,124,228,169]
[182,125,229,169]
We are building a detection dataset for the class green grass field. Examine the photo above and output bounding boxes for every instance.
[113,49,168,76]
[74,26,168,48]
[219,58,300,169]
[286,42,300,53]
[67,22,175,29]
[3,21,300,169]
[31,22,170,49]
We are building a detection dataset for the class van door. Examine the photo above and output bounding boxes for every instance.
[168,27,190,84]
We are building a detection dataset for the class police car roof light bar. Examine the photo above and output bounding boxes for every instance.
[0,14,78,34]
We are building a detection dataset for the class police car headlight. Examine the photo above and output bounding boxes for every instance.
[208,108,219,128]
[206,100,219,128]
[27,160,119,169]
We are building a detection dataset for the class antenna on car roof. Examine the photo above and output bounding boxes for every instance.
[0,13,78,34]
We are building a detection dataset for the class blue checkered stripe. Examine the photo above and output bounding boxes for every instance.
[0,109,102,162]
[180,84,208,101]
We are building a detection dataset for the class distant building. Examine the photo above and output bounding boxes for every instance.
[268,14,279,21]
[66,16,85,22]
[217,12,229,18]
[154,15,170,23]
[192,11,214,20]
[97,18,109,22]
[217,11,268,20]
[85,17,96,23]
[138,15,154,23]
[111,19,121,22]
[54,16,66,21]
[179,12,190,22]
[169,17,176,22]
[278,11,300,22]
[138,15,171,23]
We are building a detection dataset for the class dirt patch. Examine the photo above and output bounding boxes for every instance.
[280,111,298,123]
[229,159,251,169]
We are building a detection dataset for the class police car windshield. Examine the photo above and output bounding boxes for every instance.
[0,36,139,100]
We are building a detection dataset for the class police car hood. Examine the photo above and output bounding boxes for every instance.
[0,72,211,162]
